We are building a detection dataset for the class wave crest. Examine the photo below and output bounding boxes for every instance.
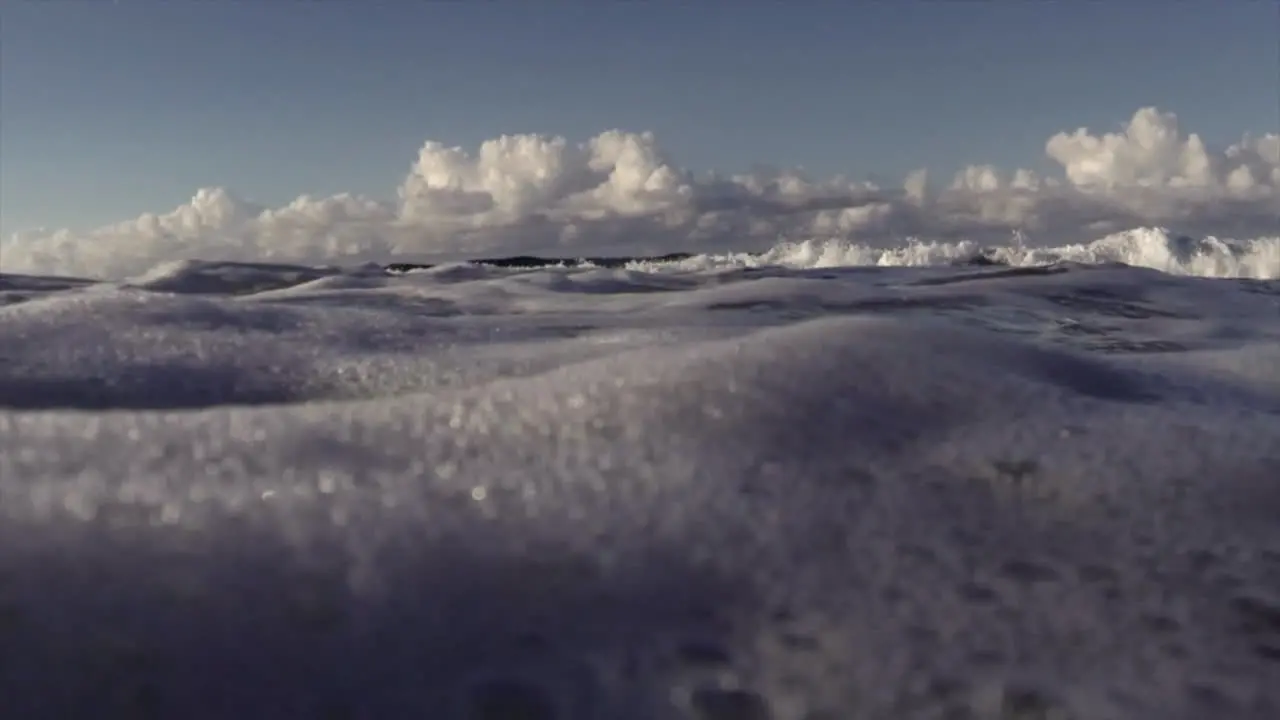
[634,228,1280,279]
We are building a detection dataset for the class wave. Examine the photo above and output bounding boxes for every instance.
[9,228,1277,288]
[630,228,1280,279]
[387,227,1280,280]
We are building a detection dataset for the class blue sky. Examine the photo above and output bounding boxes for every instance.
[2,2,1277,237]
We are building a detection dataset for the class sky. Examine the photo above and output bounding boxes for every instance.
[1,3,1279,277]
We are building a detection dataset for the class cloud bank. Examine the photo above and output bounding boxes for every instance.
[4,108,1280,279]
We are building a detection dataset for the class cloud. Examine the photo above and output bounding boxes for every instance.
[4,107,1279,279]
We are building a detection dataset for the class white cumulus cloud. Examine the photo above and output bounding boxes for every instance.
[3,107,1279,279]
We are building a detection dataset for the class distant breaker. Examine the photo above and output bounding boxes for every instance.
[380,250,1016,273]
[375,228,1278,279]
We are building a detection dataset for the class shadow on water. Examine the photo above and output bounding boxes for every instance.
[0,363,298,410]
[0,521,753,720]
[1010,345,1166,403]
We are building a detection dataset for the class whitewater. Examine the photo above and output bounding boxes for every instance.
[1,226,1280,719]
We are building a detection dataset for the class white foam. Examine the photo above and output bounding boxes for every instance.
[632,227,1280,279]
